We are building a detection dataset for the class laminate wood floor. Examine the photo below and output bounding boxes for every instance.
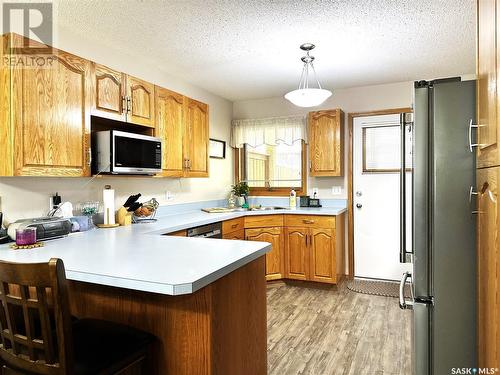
[267,281,412,375]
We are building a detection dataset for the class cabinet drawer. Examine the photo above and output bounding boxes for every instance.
[222,217,245,235]
[164,229,187,237]
[245,215,283,228]
[285,215,335,229]
[223,229,245,240]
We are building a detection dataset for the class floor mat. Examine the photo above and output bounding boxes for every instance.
[346,278,411,298]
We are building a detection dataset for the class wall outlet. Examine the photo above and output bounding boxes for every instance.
[331,186,342,195]
[165,191,174,201]
[312,187,318,196]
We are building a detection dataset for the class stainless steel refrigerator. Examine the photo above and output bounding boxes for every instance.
[398,78,477,375]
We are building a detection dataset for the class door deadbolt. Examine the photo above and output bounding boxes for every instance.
[356,203,362,209]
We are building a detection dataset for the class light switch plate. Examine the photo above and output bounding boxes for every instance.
[331,186,342,195]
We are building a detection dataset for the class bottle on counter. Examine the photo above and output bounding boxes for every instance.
[289,189,297,209]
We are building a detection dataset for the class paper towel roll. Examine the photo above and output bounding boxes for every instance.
[103,185,116,225]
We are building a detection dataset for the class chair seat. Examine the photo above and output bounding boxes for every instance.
[73,319,155,375]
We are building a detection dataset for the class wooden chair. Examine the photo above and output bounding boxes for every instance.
[0,258,154,375]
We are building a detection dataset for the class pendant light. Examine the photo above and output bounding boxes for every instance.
[284,43,332,107]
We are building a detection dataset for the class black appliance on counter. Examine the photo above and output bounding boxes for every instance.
[299,196,322,208]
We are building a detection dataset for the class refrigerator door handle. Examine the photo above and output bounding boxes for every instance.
[400,113,413,263]
[399,271,414,310]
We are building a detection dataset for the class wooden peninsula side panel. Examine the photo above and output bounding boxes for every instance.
[68,257,267,375]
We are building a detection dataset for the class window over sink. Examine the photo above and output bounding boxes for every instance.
[231,115,307,196]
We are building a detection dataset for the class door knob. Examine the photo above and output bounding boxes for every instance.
[356,203,362,209]
[356,191,362,197]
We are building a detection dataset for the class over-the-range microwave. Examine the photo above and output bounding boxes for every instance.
[93,130,162,175]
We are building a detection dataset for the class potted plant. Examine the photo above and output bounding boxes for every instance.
[231,182,249,207]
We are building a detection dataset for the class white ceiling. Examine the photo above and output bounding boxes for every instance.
[58,0,475,102]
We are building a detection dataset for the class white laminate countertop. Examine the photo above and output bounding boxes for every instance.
[0,206,346,296]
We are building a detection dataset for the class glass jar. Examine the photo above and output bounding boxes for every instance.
[16,227,37,246]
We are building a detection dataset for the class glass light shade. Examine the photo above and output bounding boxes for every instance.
[284,88,332,108]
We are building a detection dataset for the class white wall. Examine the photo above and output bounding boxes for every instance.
[0,27,234,224]
[232,81,414,199]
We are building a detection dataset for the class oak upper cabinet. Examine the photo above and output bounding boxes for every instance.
[308,109,344,176]
[477,0,499,168]
[91,63,126,122]
[1,33,91,177]
[284,227,309,280]
[126,75,155,128]
[184,98,209,177]
[477,167,500,369]
[155,86,185,177]
[245,227,284,280]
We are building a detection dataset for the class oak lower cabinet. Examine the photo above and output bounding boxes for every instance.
[1,33,92,177]
[308,109,344,176]
[284,227,309,280]
[477,167,500,369]
[285,227,340,284]
[223,229,245,240]
[285,214,344,284]
[245,227,285,280]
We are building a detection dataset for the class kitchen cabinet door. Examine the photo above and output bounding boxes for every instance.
[10,38,91,176]
[91,63,126,121]
[155,86,185,177]
[284,227,309,281]
[309,228,336,284]
[126,75,155,128]
[477,0,499,168]
[308,109,344,176]
[246,227,284,280]
[477,167,500,369]
[223,229,245,240]
[184,98,209,177]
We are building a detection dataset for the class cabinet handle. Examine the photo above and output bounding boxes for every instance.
[309,160,312,172]
[126,96,132,114]
[87,148,92,167]
[122,96,127,114]
[302,219,314,224]
[231,224,238,229]
[188,159,191,169]
[468,119,484,152]
[305,234,308,246]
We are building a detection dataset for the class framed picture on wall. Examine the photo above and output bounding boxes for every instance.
[209,139,226,159]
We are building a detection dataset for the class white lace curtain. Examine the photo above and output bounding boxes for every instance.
[230,115,307,148]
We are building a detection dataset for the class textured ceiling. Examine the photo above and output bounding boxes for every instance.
[57,0,475,101]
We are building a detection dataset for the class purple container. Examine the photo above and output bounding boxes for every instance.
[16,228,37,246]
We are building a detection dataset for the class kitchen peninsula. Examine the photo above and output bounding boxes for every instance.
[0,219,271,375]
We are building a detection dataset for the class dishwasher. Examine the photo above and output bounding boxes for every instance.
[187,222,222,239]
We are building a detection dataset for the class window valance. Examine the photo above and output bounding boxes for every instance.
[230,115,307,148]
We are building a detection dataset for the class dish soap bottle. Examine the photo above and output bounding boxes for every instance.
[289,189,297,209]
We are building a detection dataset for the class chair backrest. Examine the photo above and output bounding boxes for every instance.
[0,258,74,375]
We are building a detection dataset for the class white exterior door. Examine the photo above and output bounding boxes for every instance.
[353,114,412,281]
